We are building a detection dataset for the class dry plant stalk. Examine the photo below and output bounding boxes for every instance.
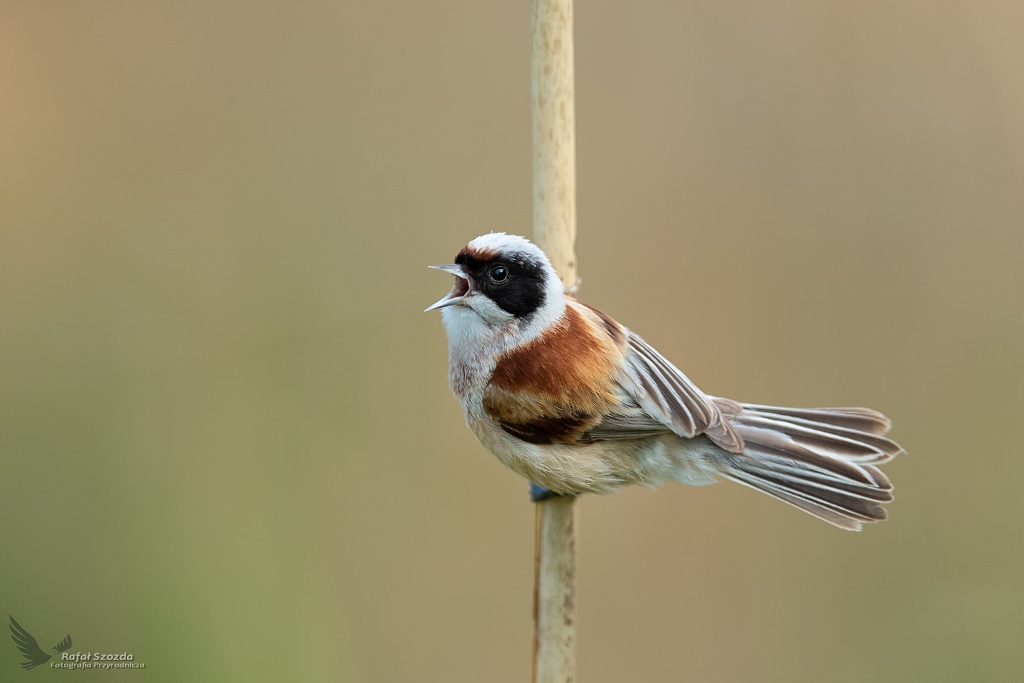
[531,495,577,683]
[530,0,578,681]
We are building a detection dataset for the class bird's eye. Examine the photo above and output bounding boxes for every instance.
[490,265,508,282]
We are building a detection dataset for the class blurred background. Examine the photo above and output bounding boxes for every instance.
[1,1,1022,681]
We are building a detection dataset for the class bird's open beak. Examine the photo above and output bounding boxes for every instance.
[425,264,470,312]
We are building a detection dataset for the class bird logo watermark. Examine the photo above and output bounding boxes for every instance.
[9,617,72,670]
[8,616,144,671]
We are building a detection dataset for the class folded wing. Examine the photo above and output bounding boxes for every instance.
[617,332,744,452]
[483,302,743,451]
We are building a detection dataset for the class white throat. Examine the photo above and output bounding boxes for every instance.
[441,286,565,396]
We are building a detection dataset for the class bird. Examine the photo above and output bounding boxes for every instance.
[9,616,72,670]
[426,232,903,530]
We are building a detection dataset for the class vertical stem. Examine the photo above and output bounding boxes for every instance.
[530,0,577,682]
[531,0,577,288]
[531,495,577,683]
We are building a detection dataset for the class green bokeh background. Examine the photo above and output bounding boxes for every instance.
[2,1,1023,681]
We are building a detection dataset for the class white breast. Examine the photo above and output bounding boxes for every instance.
[440,305,502,409]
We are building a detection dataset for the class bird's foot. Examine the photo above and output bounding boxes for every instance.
[529,482,560,502]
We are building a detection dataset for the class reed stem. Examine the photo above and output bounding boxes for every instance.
[530,0,577,681]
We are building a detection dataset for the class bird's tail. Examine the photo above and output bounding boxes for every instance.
[708,400,903,531]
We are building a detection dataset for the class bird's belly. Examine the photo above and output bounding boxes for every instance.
[466,414,676,495]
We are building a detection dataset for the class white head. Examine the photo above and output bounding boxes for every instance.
[426,233,566,349]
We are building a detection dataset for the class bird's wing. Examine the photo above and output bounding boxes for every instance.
[9,616,52,670]
[583,388,673,441]
[616,332,744,453]
[481,301,742,450]
[53,634,72,653]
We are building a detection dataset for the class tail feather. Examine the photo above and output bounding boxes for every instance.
[736,412,901,464]
[721,465,885,531]
[738,403,892,435]
[710,403,903,531]
[742,453,892,502]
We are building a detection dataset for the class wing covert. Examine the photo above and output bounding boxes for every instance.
[617,332,744,453]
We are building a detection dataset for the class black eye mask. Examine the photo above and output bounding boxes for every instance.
[454,253,547,317]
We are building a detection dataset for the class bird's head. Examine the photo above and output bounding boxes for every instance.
[426,233,567,340]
